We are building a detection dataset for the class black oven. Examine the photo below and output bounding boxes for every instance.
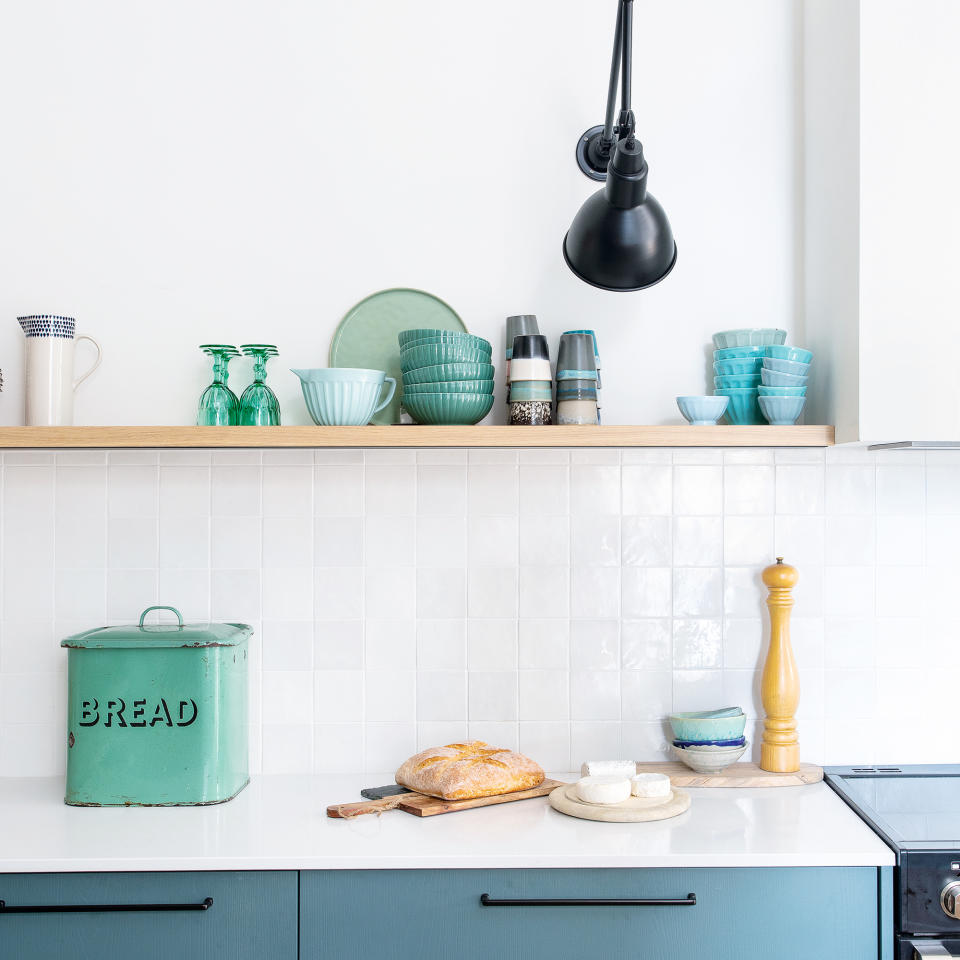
[827,766,960,959]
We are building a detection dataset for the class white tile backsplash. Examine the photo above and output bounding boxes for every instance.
[1,446,953,776]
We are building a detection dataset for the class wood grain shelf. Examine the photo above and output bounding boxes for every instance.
[0,425,835,448]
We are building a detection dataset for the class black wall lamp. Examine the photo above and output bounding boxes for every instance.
[563,0,677,292]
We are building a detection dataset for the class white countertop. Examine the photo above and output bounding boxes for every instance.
[0,774,895,872]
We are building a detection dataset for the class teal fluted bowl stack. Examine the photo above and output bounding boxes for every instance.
[711,331,776,425]
[398,330,495,424]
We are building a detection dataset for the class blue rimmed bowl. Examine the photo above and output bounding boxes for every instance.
[673,736,747,748]
[715,387,762,425]
[761,368,808,387]
[713,357,763,377]
[677,395,729,425]
[765,345,813,364]
[759,395,806,425]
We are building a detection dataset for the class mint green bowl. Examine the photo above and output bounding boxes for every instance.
[400,333,492,354]
[400,343,492,371]
[669,708,746,742]
[403,379,494,395]
[291,368,396,426]
[403,392,495,425]
[398,328,483,348]
[403,361,495,384]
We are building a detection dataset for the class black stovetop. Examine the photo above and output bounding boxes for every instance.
[826,765,960,851]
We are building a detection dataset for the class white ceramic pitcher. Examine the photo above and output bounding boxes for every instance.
[18,315,102,426]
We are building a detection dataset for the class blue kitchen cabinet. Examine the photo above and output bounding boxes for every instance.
[301,867,887,959]
[0,870,297,960]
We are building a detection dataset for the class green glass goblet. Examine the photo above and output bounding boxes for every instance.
[197,344,241,426]
[239,344,281,426]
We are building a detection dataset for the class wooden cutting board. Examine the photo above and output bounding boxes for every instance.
[633,761,822,788]
[327,779,566,818]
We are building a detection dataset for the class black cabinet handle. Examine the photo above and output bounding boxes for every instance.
[480,893,696,907]
[0,897,213,914]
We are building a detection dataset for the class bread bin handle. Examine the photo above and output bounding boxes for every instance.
[139,605,184,628]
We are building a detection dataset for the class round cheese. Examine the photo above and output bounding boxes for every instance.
[630,773,672,799]
[580,760,637,778]
[575,775,632,806]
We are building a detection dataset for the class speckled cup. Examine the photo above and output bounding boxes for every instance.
[509,399,552,426]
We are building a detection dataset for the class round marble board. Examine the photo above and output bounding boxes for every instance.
[549,783,691,823]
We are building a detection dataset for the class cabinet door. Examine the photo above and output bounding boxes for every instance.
[301,867,881,960]
[0,871,297,960]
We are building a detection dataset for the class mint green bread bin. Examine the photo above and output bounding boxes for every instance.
[61,605,251,807]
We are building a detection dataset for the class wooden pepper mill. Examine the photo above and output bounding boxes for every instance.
[760,557,800,773]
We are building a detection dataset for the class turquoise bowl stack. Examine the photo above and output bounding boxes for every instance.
[398,330,495,425]
[711,329,787,424]
[759,345,812,424]
[668,707,748,774]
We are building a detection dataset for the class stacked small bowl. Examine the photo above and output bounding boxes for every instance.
[759,346,812,425]
[712,328,786,425]
[555,332,599,425]
[398,329,495,425]
[669,708,747,774]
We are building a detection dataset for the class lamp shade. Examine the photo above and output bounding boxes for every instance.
[563,137,677,292]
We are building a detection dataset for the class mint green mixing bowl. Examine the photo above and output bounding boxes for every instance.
[292,368,396,426]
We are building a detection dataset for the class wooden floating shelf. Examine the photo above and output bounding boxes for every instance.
[0,425,835,448]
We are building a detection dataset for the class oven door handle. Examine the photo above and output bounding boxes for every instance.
[906,940,959,958]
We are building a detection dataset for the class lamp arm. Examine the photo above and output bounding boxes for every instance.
[577,0,636,180]
[617,0,636,140]
[600,0,626,147]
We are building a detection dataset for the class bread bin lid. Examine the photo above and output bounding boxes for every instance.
[61,605,253,649]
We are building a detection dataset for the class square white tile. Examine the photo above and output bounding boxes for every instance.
[518,619,569,670]
[417,567,466,619]
[466,620,517,670]
[570,620,619,670]
[621,464,672,516]
[518,670,569,721]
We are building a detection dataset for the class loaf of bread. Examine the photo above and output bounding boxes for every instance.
[395,741,545,800]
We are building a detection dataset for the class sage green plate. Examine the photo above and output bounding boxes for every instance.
[330,289,467,425]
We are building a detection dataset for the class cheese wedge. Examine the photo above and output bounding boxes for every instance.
[580,760,637,778]
[575,775,632,805]
[630,773,671,799]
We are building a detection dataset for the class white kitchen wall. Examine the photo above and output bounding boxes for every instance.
[0,443,953,776]
[0,0,801,427]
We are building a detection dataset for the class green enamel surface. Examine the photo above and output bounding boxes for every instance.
[64,639,249,805]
